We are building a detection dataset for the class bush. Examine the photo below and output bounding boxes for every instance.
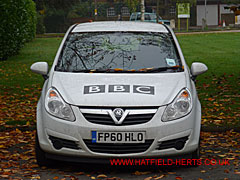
[0,0,37,60]
[44,8,68,33]
[36,13,46,34]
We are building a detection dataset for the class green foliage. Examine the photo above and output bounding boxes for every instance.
[97,3,110,17]
[38,0,81,33]
[49,0,79,9]
[34,0,79,10]
[69,1,94,18]
[173,0,196,5]
[124,0,139,13]
[44,8,69,33]
[222,0,240,4]
[69,1,113,18]
[36,13,46,34]
[0,0,37,61]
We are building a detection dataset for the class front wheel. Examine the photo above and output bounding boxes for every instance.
[189,138,201,167]
[192,145,200,159]
[35,132,54,167]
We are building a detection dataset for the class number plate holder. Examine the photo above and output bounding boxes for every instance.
[91,131,145,143]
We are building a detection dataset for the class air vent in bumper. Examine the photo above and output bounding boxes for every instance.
[83,139,154,154]
[49,136,80,150]
[157,136,189,150]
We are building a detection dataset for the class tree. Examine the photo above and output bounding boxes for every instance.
[173,0,196,4]
[222,0,240,4]
[0,0,37,60]
[34,0,80,10]
[124,0,139,13]
[34,0,81,33]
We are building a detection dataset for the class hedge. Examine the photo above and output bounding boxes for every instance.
[0,0,37,60]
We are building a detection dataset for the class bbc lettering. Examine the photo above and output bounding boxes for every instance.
[84,85,155,95]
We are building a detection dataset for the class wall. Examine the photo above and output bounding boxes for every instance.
[197,5,218,26]
[220,4,238,25]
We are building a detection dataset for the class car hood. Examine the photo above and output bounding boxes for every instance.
[51,72,186,107]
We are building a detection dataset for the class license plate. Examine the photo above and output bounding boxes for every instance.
[91,131,145,143]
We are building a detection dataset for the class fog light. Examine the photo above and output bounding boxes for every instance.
[52,140,63,150]
[175,141,185,150]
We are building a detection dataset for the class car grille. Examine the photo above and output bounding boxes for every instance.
[84,139,154,154]
[80,107,157,126]
[49,136,80,150]
[83,113,154,126]
[157,136,189,150]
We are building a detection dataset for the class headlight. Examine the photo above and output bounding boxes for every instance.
[162,88,192,122]
[45,87,75,121]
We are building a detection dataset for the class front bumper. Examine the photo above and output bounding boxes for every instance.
[37,103,201,160]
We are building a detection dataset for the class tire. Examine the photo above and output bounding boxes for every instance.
[35,132,54,167]
[192,145,200,159]
[190,138,201,167]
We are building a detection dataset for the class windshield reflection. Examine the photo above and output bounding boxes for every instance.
[56,32,182,73]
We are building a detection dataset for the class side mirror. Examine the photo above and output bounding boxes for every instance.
[191,62,208,80]
[30,62,49,79]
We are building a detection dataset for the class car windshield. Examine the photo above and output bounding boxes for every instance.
[150,14,162,20]
[55,32,182,73]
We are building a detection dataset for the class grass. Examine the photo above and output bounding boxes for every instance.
[177,33,240,128]
[178,33,240,75]
[0,33,239,128]
[0,38,62,127]
[0,38,62,91]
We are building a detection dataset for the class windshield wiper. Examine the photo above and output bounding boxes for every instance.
[71,66,183,73]
[71,69,145,73]
[72,69,115,73]
[144,66,183,73]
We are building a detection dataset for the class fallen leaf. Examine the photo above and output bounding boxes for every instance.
[133,171,151,175]
[175,177,183,180]
[75,172,84,175]
[144,177,152,180]
[97,174,107,178]
[224,169,229,173]
[155,175,164,179]
[0,175,9,178]
[218,155,227,158]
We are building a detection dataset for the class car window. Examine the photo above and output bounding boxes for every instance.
[56,32,182,73]
[136,14,151,21]
[130,14,136,21]
[136,14,141,20]
[150,14,156,20]
[145,14,151,20]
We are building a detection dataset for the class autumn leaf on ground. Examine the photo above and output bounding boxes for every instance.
[175,177,183,180]
[154,175,165,179]
[144,177,152,180]
[97,174,107,178]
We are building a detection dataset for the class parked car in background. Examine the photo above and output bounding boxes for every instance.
[31,21,207,166]
[130,12,170,25]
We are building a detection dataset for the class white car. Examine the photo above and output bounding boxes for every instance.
[31,21,208,166]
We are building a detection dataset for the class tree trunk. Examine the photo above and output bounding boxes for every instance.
[141,0,145,21]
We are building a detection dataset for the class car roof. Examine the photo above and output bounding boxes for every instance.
[132,12,155,15]
[72,21,169,33]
